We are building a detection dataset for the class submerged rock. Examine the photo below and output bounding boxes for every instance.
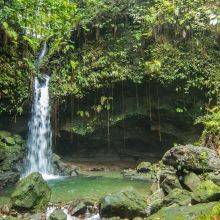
[122,169,156,182]
[49,209,67,220]
[11,172,51,212]
[100,188,147,218]
[162,145,220,173]
[192,180,220,203]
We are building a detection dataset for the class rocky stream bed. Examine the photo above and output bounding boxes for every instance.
[0,131,220,219]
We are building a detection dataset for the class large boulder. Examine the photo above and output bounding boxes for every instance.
[49,209,67,220]
[192,180,220,203]
[11,172,51,212]
[147,201,220,220]
[183,172,201,191]
[100,188,147,218]
[162,145,220,173]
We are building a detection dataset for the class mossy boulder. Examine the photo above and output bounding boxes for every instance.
[148,188,192,215]
[192,180,220,203]
[136,162,152,173]
[49,209,67,220]
[162,145,220,173]
[100,188,147,218]
[11,172,51,212]
[147,201,220,220]
[183,172,201,191]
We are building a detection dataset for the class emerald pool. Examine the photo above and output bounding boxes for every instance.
[49,172,150,203]
[0,172,151,205]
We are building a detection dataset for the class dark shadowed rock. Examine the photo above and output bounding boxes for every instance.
[158,168,182,194]
[69,201,87,216]
[0,171,20,189]
[11,172,51,212]
[136,162,152,173]
[162,145,220,173]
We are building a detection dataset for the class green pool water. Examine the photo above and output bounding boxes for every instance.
[0,172,151,205]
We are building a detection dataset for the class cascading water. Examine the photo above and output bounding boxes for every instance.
[23,43,56,180]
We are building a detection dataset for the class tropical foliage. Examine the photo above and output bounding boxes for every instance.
[0,0,219,134]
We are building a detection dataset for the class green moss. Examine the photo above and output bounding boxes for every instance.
[196,202,220,220]
[193,180,220,203]
[148,202,220,220]
[100,187,147,218]
[11,172,51,212]
[0,131,25,172]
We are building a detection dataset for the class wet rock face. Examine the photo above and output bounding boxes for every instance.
[158,167,182,194]
[162,145,220,173]
[100,188,147,219]
[0,131,25,188]
[52,153,79,176]
[11,172,51,213]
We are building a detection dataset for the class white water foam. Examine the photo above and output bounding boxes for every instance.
[46,206,100,220]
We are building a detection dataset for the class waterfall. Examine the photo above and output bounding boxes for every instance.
[23,43,57,180]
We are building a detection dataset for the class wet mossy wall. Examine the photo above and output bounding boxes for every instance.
[53,81,201,159]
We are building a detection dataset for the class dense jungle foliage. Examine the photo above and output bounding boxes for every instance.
[0,0,219,144]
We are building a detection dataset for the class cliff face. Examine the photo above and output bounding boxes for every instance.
[51,82,200,159]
